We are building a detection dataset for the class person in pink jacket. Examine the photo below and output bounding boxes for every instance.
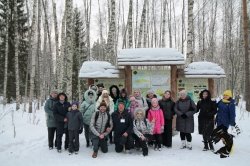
[147,98,165,151]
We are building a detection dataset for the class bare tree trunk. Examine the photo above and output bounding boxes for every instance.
[161,0,167,47]
[14,0,20,110]
[167,0,172,48]
[181,0,185,53]
[42,0,54,90]
[242,0,250,111]
[3,0,9,105]
[84,0,92,60]
[65,0,73,101]
[29,0,38,113]
[186,0,194,64]
[137,0,147,48]
[127,0,133,48]
[52,0,60,89]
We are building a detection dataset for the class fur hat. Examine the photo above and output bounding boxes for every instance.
[98,100,107,109]
[147,89,154,94]
[102,89,109,95]
[223,90,232,98]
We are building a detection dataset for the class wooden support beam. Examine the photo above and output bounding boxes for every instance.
[171,65,177,100]
[208,78,215,98]
[125,66,132,95]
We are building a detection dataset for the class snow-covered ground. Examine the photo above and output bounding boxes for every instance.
[0,103,250,166]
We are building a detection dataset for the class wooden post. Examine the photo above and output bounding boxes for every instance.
[125,66,132,95]
[87,78,94,87]
[171,65,177,100]
[208,78,215,97]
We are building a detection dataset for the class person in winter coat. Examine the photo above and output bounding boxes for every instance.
[133,89,148,111]
[197,90,217,151]
[53,93,71,153]
[44,90,58,150]
[96,90,114,114]
[216,90,236,130]
[90,101,113,158]
[127,96,140,119]
[80,89,97,147]
[159,90,175,148]
[112,100,133,153]
[66,102,83,155]
[114,88,130,111]
[96,89,114,143]
[175,90,197,150]
[96,83,104,100]
[109,85,120,104]
[147,98,165,151]
[133,108,154,156]
[145,89,158,117]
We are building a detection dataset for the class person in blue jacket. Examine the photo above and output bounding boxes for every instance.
[216,90,236,129]
[213,90,236,158]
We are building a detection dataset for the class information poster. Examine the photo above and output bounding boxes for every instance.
[177,78,208,103]
[132,70,171,98]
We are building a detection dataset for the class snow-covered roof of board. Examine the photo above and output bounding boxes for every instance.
[184,61,226,78]
[79,61,119,78]
[117,48,185,66]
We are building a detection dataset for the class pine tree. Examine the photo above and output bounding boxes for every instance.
[0,0,29,102]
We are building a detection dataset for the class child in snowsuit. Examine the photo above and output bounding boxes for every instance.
[66,102,83,155]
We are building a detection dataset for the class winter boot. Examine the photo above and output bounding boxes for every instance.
[86,141,90,147]
[142,148,148,156]
[92,152,98,158]
[203,142,209,151]
[208,141,214,152]
[180,140,186,149]
[187,142,192,150]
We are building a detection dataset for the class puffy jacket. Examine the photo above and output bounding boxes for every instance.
[44,96,57,127]
[90,111,113,137]
[147,107,165,134]
[216,99,236,128]
[66,110,83,130]
[80,89,97,125]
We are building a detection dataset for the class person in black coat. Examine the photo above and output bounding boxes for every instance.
[112,101,133,153]
[53,93,71,153]
[197,90,217,151]
[159,90,175,148]
[109,85,120,104]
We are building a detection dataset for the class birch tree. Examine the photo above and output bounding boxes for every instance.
[29,0,38,113]
[3,0,9,105]
[186,0,194,64]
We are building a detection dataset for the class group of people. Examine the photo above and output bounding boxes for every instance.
[44,83,238,158]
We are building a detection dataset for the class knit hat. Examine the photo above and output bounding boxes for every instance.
[98,100,107,108]
[147,89,154,94]
[223,90,232,98]
[71,102,79,107]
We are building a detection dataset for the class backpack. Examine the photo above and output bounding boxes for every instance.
[94,111,111,129]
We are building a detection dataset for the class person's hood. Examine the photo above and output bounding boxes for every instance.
[84,89,97,104]
[134,108,145,120]
[109,85,120,99]
[199,89,211,100]
[57,92,68,102]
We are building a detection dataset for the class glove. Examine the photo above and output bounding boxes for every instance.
[161,126,164,133]
[181,114,187,119]
[79,128,83,134]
